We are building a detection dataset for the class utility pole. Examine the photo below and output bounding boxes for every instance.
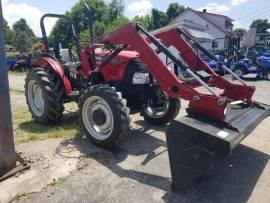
[0,0,16,175]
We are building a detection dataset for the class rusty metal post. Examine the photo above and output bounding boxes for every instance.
[0,0,17,175]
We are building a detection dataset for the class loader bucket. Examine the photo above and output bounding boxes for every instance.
[166,102,270,191]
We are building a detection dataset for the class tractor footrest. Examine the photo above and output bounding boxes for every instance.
[166,102,270,192]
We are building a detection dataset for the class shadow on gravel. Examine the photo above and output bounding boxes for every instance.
[163,145,269,203]
[241,77,262,81]
[133,120,167,134]
[55,122,269,203]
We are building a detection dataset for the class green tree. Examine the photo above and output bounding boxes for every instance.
[32,42,41,51]
[151,9,168,30]
[71,0,107,33]
[107,0,124,21]
[50,0,108,47]
[133,14,153,31]
[105,16,130,33]
[49,15,74,48]
[233,28,246,37]
[250,19,270,33]
[3,19,14,45]
[80,21,106,43]
[12,18,35,37]
[166,3,185,22]
[12,18,35,52]
[50,0,126,47]
[14,31,32,53]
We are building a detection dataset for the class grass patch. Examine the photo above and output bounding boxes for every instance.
[9,71,27,77]
[14,192,26,200]
[9,78,84,143]
[48,177,68,186]
[6,51,20,56]
[12,100,84,144]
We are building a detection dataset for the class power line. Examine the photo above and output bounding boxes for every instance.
[207,8,270,36]
[182,5,270,37]
[239,8,270,23]
[235,4,270,20]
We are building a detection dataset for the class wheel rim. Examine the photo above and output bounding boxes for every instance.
[234,69,243,77]
[28,80,45,117]
[82,96,114,141]
[143,99,170,119]
[266,73,270,80]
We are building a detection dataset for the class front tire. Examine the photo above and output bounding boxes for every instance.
[79,85,129,147]
[233,66,245,77]
[25,68,64,123]
[141,97,180,125]
[266,70,270,80]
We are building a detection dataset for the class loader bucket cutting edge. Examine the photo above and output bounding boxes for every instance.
[166,102,270,191]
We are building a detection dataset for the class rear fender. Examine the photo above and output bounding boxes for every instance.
[32,57,72,95]
[16,59,27,65]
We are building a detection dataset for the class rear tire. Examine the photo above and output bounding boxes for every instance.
[25,68,64,123]
[79,84,129,147]
[19,65,27,72]
[141,97,180,125]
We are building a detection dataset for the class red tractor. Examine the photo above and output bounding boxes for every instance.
[25,14,181,146]
[25,10,270,189]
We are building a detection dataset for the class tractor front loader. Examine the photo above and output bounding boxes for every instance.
[25,10,270,191]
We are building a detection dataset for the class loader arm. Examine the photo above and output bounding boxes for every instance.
[96,22,251,121]
[154,28,255,103]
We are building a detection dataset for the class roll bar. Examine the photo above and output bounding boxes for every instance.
[40,14,80,54]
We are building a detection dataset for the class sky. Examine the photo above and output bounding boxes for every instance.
[2,0,270,36]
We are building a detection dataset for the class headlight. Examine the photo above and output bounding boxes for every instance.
[132,72,150,84]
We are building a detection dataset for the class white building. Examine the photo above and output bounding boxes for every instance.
[154,7,234,51]
[5,44,15,52]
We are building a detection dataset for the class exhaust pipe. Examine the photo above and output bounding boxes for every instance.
[166,102,270,191]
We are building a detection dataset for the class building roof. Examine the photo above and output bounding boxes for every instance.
[187,29,214,42]
[172,7,234,35]
[5,44,15,49]
[188,8,227,34]
[151,23,214,42]
[195,10,234,22]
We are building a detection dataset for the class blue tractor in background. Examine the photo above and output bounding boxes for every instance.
[231,51,270,80]
[206,55,232,76]
[6,56,17,70]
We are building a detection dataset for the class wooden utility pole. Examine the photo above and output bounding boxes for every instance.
[0,0,16,175]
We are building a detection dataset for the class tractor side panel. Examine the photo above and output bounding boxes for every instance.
[100,51,139,82]
[260,56,270,68]
[32,57,72,95]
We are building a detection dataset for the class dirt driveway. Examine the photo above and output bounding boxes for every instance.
[6,73,270,203]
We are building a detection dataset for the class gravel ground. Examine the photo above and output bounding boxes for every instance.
[6,73,270,203]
